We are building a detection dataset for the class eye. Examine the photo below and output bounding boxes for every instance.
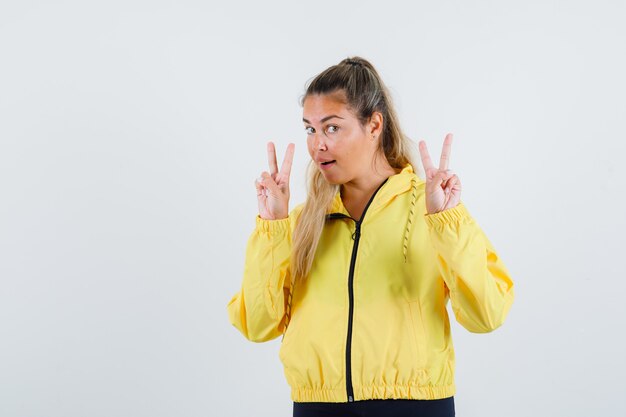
[326,125,339,133]
[305,126,315,134]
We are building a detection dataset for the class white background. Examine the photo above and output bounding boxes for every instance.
[1,1,624,416]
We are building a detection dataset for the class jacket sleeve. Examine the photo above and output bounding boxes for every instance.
[424,202,515,333]
[226,206,301,343]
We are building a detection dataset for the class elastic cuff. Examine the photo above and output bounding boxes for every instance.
[256,215,290,235]
[424,202,472,228]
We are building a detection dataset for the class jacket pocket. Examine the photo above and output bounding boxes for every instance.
[406,300,429,369]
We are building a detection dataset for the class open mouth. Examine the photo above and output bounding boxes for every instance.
[321,160,336,165]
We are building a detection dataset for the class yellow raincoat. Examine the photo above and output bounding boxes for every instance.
[227,163,514,403]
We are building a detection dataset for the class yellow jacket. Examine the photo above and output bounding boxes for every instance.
[227,163,515,403]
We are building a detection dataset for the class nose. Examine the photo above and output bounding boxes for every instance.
[312,133,327,151]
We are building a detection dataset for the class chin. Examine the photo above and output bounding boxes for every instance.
[318,169,334,181]
[320,173,345,186]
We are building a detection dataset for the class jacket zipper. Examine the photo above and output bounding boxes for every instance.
[342,178,389,403]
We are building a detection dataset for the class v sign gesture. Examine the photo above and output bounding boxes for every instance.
[419,133,462,215]
[255,141,295,220]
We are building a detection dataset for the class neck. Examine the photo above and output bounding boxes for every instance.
[340,157,399,205]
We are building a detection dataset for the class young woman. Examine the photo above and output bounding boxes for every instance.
[227,56,515,417]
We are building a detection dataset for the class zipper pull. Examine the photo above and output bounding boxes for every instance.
[348,395,354,402]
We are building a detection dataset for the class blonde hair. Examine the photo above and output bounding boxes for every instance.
[290,56,417,287]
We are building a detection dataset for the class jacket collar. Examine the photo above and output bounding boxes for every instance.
[326,163,423,263]
[327,163,423,216]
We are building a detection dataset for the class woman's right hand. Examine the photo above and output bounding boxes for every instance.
[255,142,295,220]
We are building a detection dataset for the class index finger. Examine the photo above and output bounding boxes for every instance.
[438,133,453,171]
[418,140,435,171]
[267,141,279,177]
[279,143,295,179]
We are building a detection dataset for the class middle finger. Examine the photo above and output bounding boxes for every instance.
[267,141,279,177]
[438,133,453,171]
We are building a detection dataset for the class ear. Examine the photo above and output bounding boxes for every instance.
[368,111,384,139]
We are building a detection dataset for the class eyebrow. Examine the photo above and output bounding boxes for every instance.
[302,115,345,124]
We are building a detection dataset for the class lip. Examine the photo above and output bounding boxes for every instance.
[319,160,336,170]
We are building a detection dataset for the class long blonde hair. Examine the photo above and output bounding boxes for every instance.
[290,57,417,287]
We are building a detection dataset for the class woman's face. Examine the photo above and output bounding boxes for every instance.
[302,91,381,185]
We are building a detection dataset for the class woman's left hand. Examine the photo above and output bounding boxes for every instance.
[419,133,462,215]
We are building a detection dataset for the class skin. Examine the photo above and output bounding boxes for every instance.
[255,142,294,220]
[302,92,398,220]
[255,92,462,220]
[419,133,462,214]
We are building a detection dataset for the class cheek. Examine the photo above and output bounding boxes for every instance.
[342,137,365,158]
